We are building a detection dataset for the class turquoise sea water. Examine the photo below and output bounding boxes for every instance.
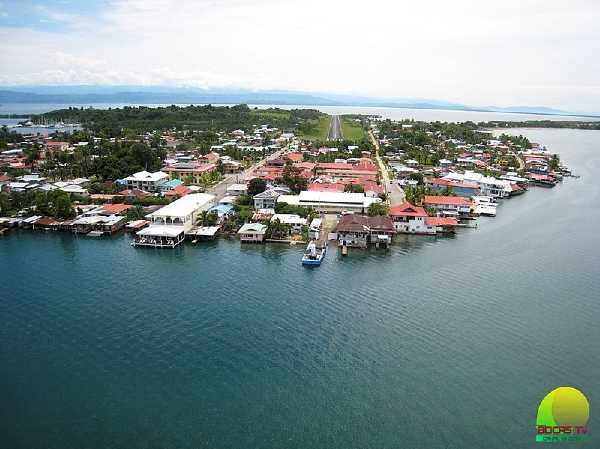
[1,128,600,448]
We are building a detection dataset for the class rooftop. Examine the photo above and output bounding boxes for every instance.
[150,193,215,219]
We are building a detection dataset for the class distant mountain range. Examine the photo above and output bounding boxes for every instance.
[0,85,594,117]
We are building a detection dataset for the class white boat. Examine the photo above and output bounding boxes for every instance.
[302,241,326,266]
[472,195,497,205]
[475,204,497,217]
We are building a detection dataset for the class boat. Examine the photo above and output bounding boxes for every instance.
[474,204,497,217]
[472,196,498,217]
[302,241,326,266]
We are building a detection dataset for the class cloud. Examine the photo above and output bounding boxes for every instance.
[1,0,600,112]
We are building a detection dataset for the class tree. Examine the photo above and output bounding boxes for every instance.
[344,184,364,193]
[198,210,218,226]
[281,161,307,194]
[247,178,267,196]
[125,205,146,221]
[367,202,389,217]
[409,172,423,184]
[51,191,74,218]
[235,194,252,206]
[266,219,291,239]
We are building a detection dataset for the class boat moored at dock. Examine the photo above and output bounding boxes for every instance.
[302,241,326,266]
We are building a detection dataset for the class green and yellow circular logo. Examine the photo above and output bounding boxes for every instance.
[536,387,590,443]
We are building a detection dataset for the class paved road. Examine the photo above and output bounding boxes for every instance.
[369,130,405,206]
[327,115,343,140]
[206,148,287,201]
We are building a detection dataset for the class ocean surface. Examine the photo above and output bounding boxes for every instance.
[1,127,600,449]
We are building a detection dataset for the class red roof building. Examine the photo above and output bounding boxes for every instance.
[390,202,428,218]
[307,182,346,193]
[286,152,304,162]
[423,195,471,206]
[163,185,192,197]
[100,203,132,215]
[425,216,458,227]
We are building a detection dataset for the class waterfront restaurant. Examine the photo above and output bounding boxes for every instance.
[133,193,215,248]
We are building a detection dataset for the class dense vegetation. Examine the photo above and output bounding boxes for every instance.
[43,141,165,181]
[0,189,74,218]
[480,120,600,130]
[29,104,326,136]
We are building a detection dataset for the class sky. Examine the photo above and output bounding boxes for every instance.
[1,0,600,112]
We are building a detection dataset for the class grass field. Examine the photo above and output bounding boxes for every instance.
[297,115,331,140]
[341,117,367,141]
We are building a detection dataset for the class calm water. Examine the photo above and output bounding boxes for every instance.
[1,128,600,449]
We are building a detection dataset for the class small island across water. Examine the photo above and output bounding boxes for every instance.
[0,105,578,254]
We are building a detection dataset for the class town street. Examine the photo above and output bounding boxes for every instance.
[369,130,405,206]
[206,147,287,200]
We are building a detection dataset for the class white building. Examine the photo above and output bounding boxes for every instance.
[226,183,248,196]
[133,193,215,248]
[444,171,512,199]
[238,223,267,243]
[270,214,307,234]
[253,189,280,209]
[277,191,380,214]
[309,218,322,240]
[124,170,168,192]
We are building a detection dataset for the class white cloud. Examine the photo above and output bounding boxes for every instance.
[1,0,600,112]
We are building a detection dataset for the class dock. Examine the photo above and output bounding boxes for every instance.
[316,214,338,247]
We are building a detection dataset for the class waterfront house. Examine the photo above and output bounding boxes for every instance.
[424,216,458,233]
[423,195,472,216]
[427,178,480,197]
[133,193,215,248]
[444,171,511,199]
[71,215,126,235]
[335,215,395,248]
[238,223,267,243]
[270,214,307,234]
[124,170,168,192]
[390,202,436,234]
[253,189,281,209]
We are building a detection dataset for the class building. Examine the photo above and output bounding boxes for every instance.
[309,218,322,240]
[315,161,377,179]
[253,189,280,209]
[427,178,480,197]
[423,195,472,216]
[133,193,215,248]
[335,215,395,248]
[161,162,216,184]
[444,171,512,199]
[226,184,248,196]
[389,202,435,234]
[238,223,267,243]
[124,170,168,192]
[270,214,307,234]
[424,216,458,233]
[277,191,380,214]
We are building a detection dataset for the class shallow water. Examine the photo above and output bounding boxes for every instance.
[1,128,599,448]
